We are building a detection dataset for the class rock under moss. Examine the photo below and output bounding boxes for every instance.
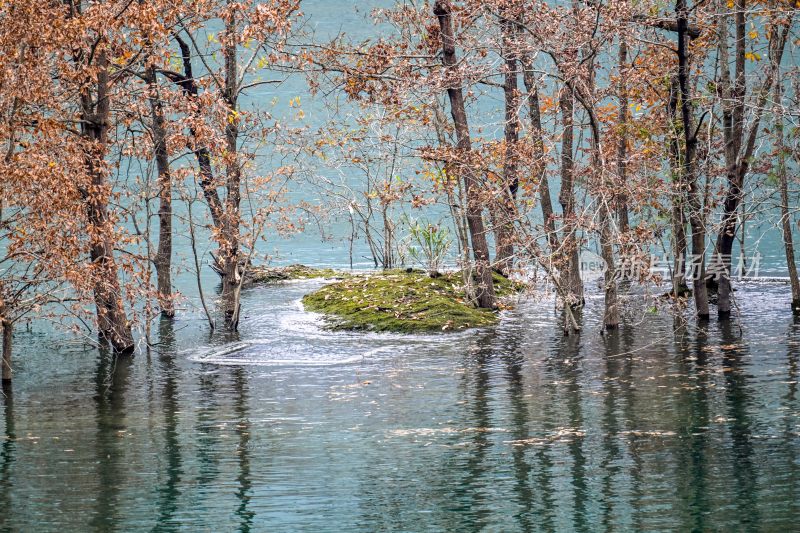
[247,264,345,284]
[302,270,522,333]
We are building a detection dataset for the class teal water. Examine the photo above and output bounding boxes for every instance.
[2,281,799,531]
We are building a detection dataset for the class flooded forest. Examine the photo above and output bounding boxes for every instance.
[1,0,799,530]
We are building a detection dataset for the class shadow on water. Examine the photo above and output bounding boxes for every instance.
[454,308,594,532]
[538,312,586,531]
[90,347,133,532]
[1,381,14,533]
[787,317,800,405]
[599,324,637,532]
[718,319,759,530]
[785,317,800,522]
[499,325,535,533]
[672,319,711,532]
[232,366,254,532]
[195,365,222,489]
[667,317,759,531]
[552,322,588,533]
[523,314,572,532]
[449,332,494,531]
[151,318,183,532]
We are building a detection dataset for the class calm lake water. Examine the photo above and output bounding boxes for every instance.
[2,280,799,531]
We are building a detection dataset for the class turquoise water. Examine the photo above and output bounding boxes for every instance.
[2,281,799,531]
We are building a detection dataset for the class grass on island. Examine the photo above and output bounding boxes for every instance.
[302,269,522,333]
[247,264,344,284]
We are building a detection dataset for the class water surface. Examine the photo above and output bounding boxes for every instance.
[2,281,799,531]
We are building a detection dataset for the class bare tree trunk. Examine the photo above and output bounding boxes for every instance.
[166,34,224,229]
[713,0,745,317]
[187,199,215,330]
[144,66,174,318]
[493,13,520,275]
[1,318,11,382]
[671,195,689,296]
[432,103,476,302]
[558,89,584,307]
[667,76,689,296]
[775,53,800,312]
[220,4,242,329]
[81,50,134,352]
[434,0,495,308]
[571,85,619,329]
[778,134,799,313]
[521,53,558,253]
[519,52,582,334]
[677,0,709,319]
[714,1,790,317]
[616,39,630,233]
[599,204,620,329]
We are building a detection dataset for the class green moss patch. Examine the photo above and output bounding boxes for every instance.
[247,264,344,284]
[302,270,522,333]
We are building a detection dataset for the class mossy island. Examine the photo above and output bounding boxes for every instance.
[300,269,523,334]
[246,264,344,284]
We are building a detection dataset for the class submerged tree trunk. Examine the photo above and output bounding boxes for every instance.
[572,85,619,329]
[81,50,135,353]
[616,39,630,234]
[676,0,709,319]
[775,70,800,312]
[220,5,243,329]
[713,0,745,318]
[1,317,11,382]
[434,0,495,308]
[520,52,581,335]
[667,76,689,296]
[714,1,791,317]
[144,66,174,318]
[599,204,620,329]
[558,89,584,307]
[493,13,520,275]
